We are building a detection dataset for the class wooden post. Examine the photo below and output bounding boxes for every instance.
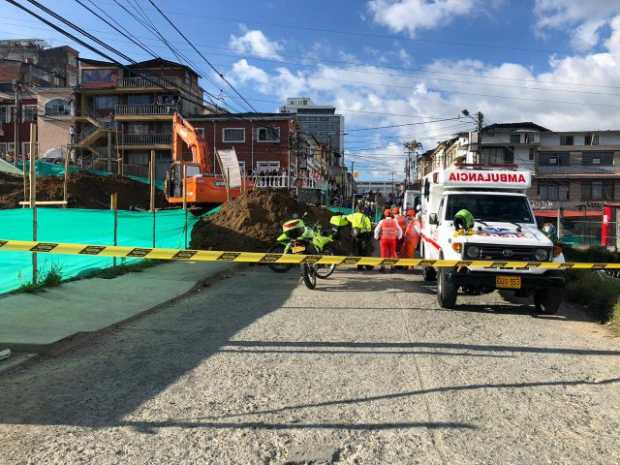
[63,147,70,208]
[226,167,231,202]
[149,150,156,212]
[150,150,156,248]
[182,163,188,248]
[111,193,118,266]
[29,123,37,284]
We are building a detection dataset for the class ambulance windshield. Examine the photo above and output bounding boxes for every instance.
[445,194,534,223]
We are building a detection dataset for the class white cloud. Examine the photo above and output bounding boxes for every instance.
[367,0,477,37]
[535,0,620,50]
[228,17,620,178]
[229,29,283,59]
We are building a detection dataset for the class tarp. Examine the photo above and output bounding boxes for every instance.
[0,158,22,176]
[15,160,165,190]
[0,208,196,295]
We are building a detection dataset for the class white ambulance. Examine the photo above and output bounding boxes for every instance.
[419,165,565,312]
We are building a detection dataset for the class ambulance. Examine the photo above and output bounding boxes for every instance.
[419,165,565,313]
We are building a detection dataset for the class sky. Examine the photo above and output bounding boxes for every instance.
[3,0,620,180]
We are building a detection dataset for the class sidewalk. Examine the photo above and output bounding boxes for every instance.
[0,261,237,353]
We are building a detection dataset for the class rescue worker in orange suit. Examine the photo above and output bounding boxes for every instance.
[374,209,403,272]
[392,206,407,257]
[401,208,421,258]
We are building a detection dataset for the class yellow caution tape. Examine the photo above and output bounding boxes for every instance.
[0,239,618,270]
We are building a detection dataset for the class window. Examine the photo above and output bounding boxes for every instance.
[584,133,599,145]
[256,126,280,143]
[445,194,534,223]
[196,127,205,138]
[539,153,569,166]
[256,161,280,174]
[560,135,574,145]
[127,94,152,105]
[582,152,613,166]
[45,98,71,116]
[529,148,536,161]
[239,160,246,174]
[581,181,614,201]
[22,104,37,122]
[510,134,520,144]
[222,128,244,143]
[0,142,15,155]
[127,123,149,135]
[480,147,513,164]
[538,182,569,201]
[93,95,118,110]
[0,105,14,123]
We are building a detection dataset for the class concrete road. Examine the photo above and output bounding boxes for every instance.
[0,268,619,465]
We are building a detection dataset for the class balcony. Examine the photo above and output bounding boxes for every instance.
[117,76,183,89]
[115,104,177,116]
[536,164,618,176]
[121,133,172,146]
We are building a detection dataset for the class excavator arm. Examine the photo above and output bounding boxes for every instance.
[172,113,212,174]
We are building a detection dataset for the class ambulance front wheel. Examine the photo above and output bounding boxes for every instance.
[437,268,457,309]
[423,267,436,282]
[534,289,561,315]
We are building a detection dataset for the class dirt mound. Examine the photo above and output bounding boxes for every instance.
[191,190,349,252]
[0,172,165,210]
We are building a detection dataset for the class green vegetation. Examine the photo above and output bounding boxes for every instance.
[16,265,63,293]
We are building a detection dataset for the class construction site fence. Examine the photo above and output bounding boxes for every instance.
[0,208,197,295]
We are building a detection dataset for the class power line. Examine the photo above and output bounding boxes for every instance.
[7,0,220,114]
[146,0,257,113]
[8,16,620,95]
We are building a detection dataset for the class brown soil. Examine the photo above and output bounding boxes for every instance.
[0,172,165,210]
[190,190,350,253]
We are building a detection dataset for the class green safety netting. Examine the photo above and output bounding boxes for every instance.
[0,207,196,295]
[16,160,164,190]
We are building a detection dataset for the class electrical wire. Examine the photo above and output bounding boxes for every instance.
[145,0,258,113]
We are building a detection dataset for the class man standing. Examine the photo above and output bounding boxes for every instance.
[346,204,373,270]
[374,209,403,272]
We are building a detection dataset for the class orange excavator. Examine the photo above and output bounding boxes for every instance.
[164,113,251,209]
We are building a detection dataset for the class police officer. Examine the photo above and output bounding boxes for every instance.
[346,204,373,269]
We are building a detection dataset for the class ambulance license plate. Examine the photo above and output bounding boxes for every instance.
[496,275,521,289]
[291,245,306,254]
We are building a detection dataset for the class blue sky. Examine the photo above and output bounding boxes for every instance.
[3,0,620,179]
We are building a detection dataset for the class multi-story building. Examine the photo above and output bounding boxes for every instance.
[74,57,210,178]
[281,97,344,162]
[0,39,79,87]
[0,40,78,162]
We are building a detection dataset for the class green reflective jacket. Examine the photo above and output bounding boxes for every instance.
[345,212,372,232]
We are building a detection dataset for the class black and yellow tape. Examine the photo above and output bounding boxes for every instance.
[1,239,618,270]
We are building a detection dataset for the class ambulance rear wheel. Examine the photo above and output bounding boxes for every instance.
[423,267,436,282]
[437,268,457,309]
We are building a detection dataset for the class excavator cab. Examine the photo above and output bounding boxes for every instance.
[164,161,201,200]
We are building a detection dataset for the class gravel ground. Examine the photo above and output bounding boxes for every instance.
[0,268,619,465]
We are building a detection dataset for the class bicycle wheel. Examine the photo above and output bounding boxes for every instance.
[315,245,336,279]
[267,244,294,273]
[302,263,317,289]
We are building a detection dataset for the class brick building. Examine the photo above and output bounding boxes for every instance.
[188,112,297,178]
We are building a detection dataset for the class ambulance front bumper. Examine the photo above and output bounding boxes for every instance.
[452,270,565,291]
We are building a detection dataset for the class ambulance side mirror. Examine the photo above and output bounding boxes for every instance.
[429,213,439,225]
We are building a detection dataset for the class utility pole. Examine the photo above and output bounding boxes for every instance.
[462,110,484,164]
[476,111,484,164]
[12,80,21,170]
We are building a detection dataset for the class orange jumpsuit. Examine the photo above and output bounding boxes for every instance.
[401,218,421,258]
[374,217,403,258]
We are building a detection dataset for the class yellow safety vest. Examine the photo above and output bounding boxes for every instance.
[346,212,372,232]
